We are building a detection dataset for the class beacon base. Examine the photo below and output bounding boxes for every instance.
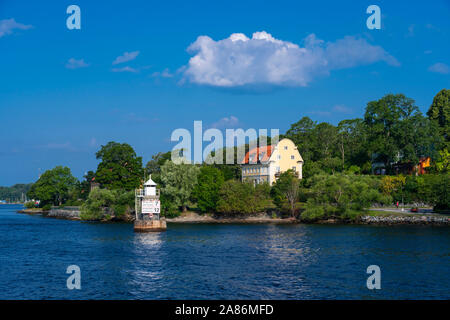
[134,218,167,232]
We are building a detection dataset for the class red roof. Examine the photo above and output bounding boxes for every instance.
[241,145,273,164]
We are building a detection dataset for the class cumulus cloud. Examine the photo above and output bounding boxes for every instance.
[65,58,89,69]
[428,62,450,74]
[0,18,32,38]
[112,51,140,65]
[112,66,138,73]
[183,31,399,88]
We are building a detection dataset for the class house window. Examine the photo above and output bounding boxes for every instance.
[276,166,280,173]
[292,166,296,171]
[284,146,288,150]
[277,155,281,160]
[291,155,295,159]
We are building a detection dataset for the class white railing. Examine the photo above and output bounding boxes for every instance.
[135,189,160,197]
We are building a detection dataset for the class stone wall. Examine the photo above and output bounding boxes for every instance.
[361,215,450,225]
[47,206,81,220]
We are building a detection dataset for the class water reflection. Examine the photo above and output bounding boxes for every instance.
[128,232,167,297]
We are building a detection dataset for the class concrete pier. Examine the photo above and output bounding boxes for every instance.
[134,218,167,232]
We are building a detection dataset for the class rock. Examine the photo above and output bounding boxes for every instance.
[47,206,81,220]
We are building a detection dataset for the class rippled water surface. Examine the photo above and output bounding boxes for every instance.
[0,205,449,299]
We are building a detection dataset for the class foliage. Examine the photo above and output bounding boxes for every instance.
[380,176,406,196]
[271,170,300,216]
[192,166,225,213]
[301,174,391,221]
[364,94,442,172]
[160,161,200,212]
[145,151,172,175]
[216,180,271,215]
[27,166,78,206]
[79,171,95,200]
[24,201,36,209]
[80,188,134,221]
[0,183,33,202]
[95,142,143,191]
[427,88,449,145]
[434,148,450,173]
[383,174,449,211]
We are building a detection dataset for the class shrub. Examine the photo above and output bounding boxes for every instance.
[80,188,134,221]
[301,173,391,221]
[216,180,271,215]
[192,166,224,213]
[301,204,325,221]
[24,201,36,209]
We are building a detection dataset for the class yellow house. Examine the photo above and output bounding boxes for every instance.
[241,138,303,185]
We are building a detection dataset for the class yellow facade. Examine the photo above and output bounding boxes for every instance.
[241,138,303,185]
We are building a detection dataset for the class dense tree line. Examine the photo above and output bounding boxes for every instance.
[0,183,32,202]
[26,90,449,219]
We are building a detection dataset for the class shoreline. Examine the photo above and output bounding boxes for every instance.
[16,208,450,226]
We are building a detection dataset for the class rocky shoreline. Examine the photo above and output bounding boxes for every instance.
[360,215,450,225]
[17,208,450,226]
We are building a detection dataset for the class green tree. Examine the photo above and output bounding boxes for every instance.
[301,174,390,221]
[285,117,317,162]
[0,183,33,202]
[79,170,95,200]
[145,151,171,175]
[364,93,441,171]
[80,188,135,221]
[337,119,369,169]
[271,170,300,216]
[27,166,78,206]
[95,142,143,191]
[217,180,271,215]
[192,166,225,213]
[427,88,449,145]
[435,148,450,173]
[160,161,200,212]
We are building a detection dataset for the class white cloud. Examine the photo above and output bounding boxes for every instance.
[151,68,174,78]
[183,31,399,88]
[65,58,89,69]
[112,66,138,73]
[112,51,140,65]
[211,116,240,128]
[0,18,32,38]
[428,62,450,74]
[333,105,352,113]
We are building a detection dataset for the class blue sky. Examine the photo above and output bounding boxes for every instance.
[0,0,449,185]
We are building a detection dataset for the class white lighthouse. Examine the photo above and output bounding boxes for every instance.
[134,174,166,232]
[144,175,157,197]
